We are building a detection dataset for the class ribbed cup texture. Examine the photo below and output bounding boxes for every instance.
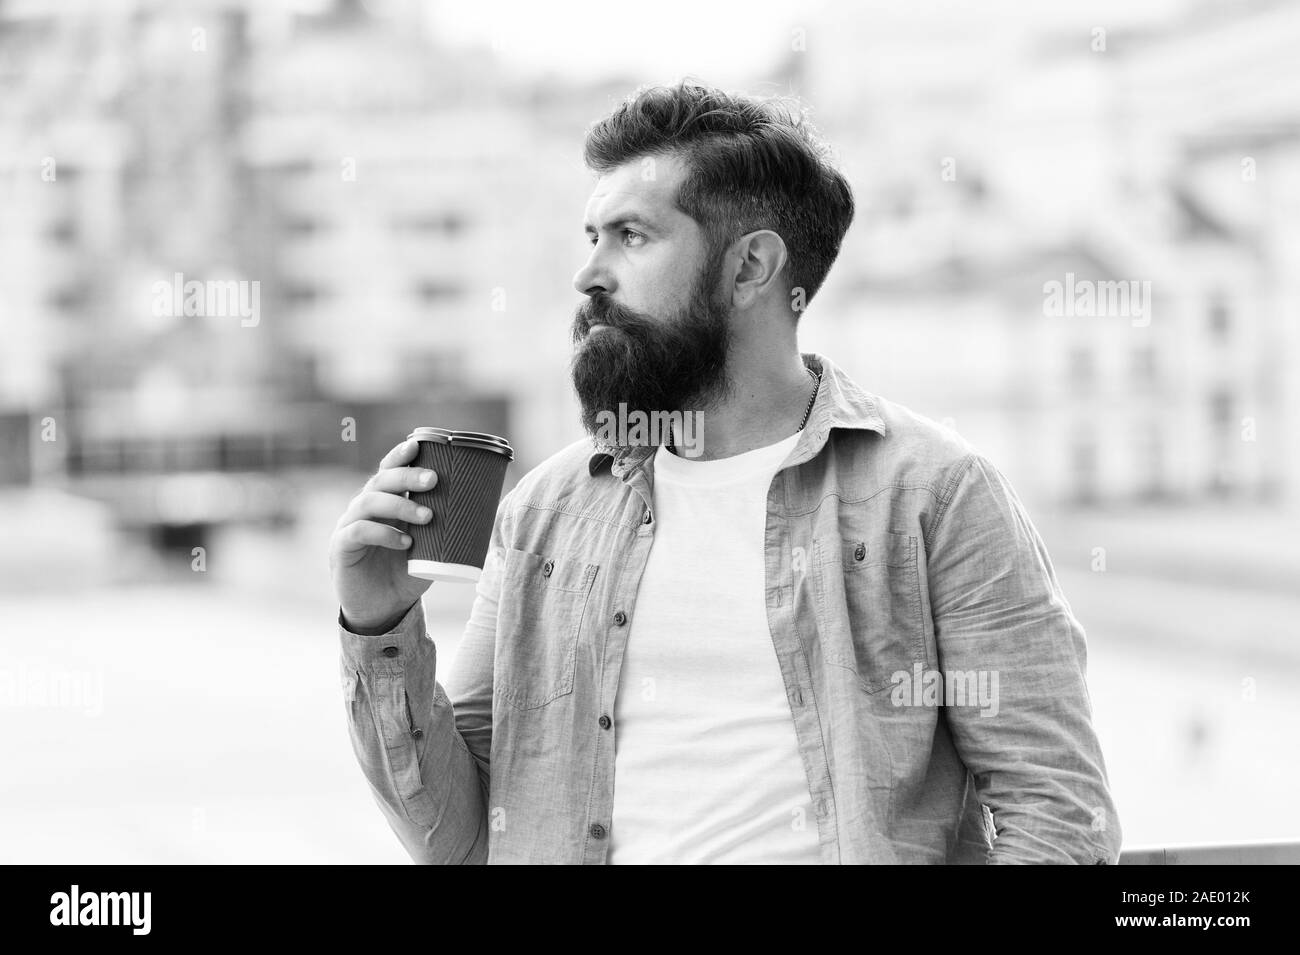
[408,439,455,565]
[409,439,509,570]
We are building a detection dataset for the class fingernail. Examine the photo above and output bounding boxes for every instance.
[416,507,432,521]
[400,535,411,546]
[419,470,435,486]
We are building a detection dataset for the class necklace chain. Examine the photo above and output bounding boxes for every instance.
[664,366,821,453]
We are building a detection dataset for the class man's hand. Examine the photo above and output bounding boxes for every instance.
[330,439,436,632]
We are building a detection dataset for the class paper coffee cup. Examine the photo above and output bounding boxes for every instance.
[406,427,514,583]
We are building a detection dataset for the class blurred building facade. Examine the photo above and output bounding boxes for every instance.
[0,0,622,531]
[804,0,1300,509]
[1,0,1297,521]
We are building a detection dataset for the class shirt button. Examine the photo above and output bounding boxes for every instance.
[542,560,554,577]
[853,543,866,561]
[589,823,607,839]
[382,646,399,658]
[598,715,612,730]
[613,611,627,626]
[642,509,652,524]
[411,728,424,739]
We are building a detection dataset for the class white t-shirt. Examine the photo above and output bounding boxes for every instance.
[608,430,821,864]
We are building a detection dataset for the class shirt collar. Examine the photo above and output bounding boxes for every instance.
[585,351,887,477]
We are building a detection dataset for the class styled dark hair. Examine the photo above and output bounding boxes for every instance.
[583,79,855,311]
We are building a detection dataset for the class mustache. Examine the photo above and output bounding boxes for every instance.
[573,294,646,337]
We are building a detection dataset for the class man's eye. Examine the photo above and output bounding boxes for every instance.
[586,230,645,247]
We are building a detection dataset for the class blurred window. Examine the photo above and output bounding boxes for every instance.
[48,283,87,312]
[414,280,463,303]
[1210,389,1234,428]
[1208,293,1231,339]
[283,216,324,235]
[167,438,219,471]
[284,285,321,306]
[46,217,78,244]
[217,435,270,470]
[401,350,462,387]
[398,212,467,235]
[1135,422,1165,500]
[1209,390,1235,496]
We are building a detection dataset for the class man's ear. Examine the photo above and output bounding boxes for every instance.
[730,230,789,309]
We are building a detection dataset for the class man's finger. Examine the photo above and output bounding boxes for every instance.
[377,439,420,471]
[337,519,413,554]
[341,490,432,528]
[369,467,437,495]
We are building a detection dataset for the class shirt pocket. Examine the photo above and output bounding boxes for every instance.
[495,547,599,710]
[814,530,927,694]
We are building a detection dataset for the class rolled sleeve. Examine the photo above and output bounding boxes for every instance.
[926,453,1122,864]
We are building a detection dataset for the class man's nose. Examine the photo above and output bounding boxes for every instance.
[572,245,615,297]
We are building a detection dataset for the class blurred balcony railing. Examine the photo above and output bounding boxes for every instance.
[1120,840,1300,864]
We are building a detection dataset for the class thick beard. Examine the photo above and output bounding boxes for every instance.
[569,258,731,444]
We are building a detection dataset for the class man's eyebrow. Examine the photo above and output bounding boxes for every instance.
[583,212,660,235]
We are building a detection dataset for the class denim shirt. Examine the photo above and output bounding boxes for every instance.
[338,352,1122,864]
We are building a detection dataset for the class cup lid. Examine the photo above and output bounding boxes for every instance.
[408,427,453,443]
[449,432,514,460]
[451,430,510,445]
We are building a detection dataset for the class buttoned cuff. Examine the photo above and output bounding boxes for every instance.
[338,599,428,671]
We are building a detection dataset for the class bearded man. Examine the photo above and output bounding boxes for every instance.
[330,80,1122,865]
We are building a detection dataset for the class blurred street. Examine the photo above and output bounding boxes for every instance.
[1,480,1297,862]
